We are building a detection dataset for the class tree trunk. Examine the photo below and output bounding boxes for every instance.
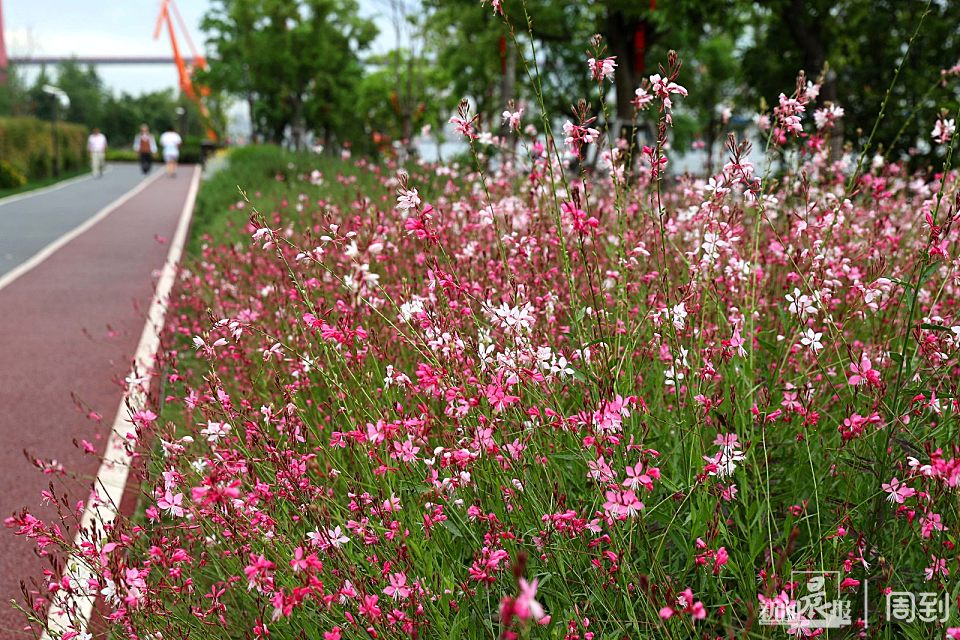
[604,7,640,142]
[781,2,845,159]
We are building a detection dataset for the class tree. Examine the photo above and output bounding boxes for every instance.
[53,61,105,128]
[421,0,745,155]
[742,0,960,164]
[199,0,377,150]
[357,48,457,158]
[0,67,27,116]
[421,0,599,130]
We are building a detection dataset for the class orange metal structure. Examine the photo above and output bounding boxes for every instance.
[154,0,216,140]
[0,0,8,85]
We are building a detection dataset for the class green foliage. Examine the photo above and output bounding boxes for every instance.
[1,62,213,149]
[742,0,960,163]
[0,159,28,189]
[191,144,360,252]
[199,0,377,150]
[104,149,140,163]
[99,89,208,146]
[0,116,87,180]
[0,68,29,116]
[422,0,600,125]
[357,47,458,152]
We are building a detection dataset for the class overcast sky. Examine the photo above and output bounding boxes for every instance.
[4,0,396,95]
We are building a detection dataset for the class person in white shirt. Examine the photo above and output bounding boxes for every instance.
[159,128,183,177]
[87,128,107,178]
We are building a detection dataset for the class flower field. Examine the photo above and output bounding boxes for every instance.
[9,48,960,640]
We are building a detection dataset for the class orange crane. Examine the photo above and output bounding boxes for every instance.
[154,0,217,140]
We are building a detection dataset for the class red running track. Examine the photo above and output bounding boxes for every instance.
[0,167,198,636]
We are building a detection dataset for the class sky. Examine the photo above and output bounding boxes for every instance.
[3,0,396,95]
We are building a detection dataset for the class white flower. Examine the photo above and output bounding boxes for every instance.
[785,288,818,318]
[799,328,823,353]
[327,526,350,549]
[813,104,844,130]
[932,117,956,145]
[396,188,421,212]
[664,366,685,387]
[670,302,688,331]
[490,301,536,333]
[199,421,231,443]
[399,297,425,322]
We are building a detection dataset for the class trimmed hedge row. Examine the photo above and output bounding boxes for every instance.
[105,141,206,165]
[0,116,88,184]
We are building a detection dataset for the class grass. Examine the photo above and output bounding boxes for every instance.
[188,145,386,255]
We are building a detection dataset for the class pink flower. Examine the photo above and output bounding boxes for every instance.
[562,120,601,157]
[932,117,956,144]
[157,490,184,518]
[243,554,275,591]
[480,0,502,15]
[660,588,706,621]
[449,115,476,139]
[729,325,747,357]
[714,547,729,574]
[396,188,421,212]
[882,477,916,504]
[924,555,949,581]
[384,572,411,600]
[623,462,655,491]
[501,108,523,131]
[848,355,881,387]
[514,578,545,621]
[359,594,382,619]
[633,86,653,110]
[588,56,617,83]
[650,74,688,102]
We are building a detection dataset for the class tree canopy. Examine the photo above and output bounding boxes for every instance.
[199,0,377,149]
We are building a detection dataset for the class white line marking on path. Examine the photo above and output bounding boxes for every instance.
[42,167,201,639]
[0,171,163,292]
[0,167,114,209]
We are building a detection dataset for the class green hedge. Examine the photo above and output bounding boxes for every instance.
[106,142,208,165]
[0,116,87,181]
[0,159,28,189]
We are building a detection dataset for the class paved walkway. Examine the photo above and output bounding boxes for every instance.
[0,165,159,278]
[0,166,199,636]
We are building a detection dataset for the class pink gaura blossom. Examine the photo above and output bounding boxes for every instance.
[882,477,916,504]
[848,355,881,387]
[383,572,411,600]
[660,588,706,621]
[649,73,688,108]
[588,56,617,83]
[932,117,956,144]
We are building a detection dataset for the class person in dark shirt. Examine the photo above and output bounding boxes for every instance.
[133,124,157,175]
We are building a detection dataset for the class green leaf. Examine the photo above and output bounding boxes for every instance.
[918,261,941,286]
[441,518,463,539]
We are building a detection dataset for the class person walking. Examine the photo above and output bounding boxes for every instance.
[86,127,108,178]
[159,127,183,177]
[133,124,157,175]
